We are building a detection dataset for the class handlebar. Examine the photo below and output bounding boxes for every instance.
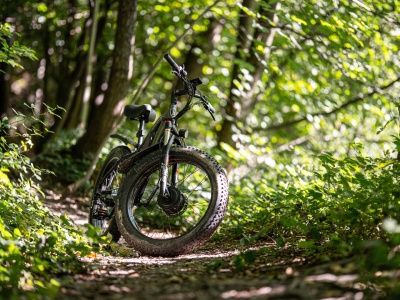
[164,53,192,95]
[163,53,215,120]
[163,54,181,74]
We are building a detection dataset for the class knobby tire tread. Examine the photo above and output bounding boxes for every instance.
[116,146,229,257]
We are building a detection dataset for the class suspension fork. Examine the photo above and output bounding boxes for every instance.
[160,120,176,197]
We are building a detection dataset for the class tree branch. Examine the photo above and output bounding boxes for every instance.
[267,77,400,131]
[64,1,223,196]
[129,0,222,105]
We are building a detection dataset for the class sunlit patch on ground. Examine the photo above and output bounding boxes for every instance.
[44,191,399,300]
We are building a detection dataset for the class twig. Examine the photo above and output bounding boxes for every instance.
[267,77,400,131]
[130,0,222,106]
[64,1,223,196]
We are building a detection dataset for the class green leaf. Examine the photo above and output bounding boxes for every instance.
[275,236,286,247]
[299,240,315,249]
[291,15,307,26]
[207,259,224,272]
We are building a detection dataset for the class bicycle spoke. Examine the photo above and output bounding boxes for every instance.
[113,54,230,256]
[177,166,198,188]
[185,175,207,199]
[125,154,218,241]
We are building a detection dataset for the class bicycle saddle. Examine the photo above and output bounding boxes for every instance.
[124,104,156,123]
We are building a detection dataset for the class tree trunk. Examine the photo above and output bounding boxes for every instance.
[72,0,138,157]
[79,0,100,129]
[217,0,257,148]
[48,0,114,136]
[168,17,223,111]
[182,17,223,79]
[0,62,10,120]
[217,1,280,149]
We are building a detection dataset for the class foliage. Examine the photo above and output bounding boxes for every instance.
[218,139,400,294]
[2,0,400,296]
[2,0,399,152]
[0,114,104,299]
[35,132,93,187]
[225,140,400,241]
[0,22,37,69]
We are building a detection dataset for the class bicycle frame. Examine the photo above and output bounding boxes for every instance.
[103,89,182,200]
[91,53,228,256]
[100,54,214,202]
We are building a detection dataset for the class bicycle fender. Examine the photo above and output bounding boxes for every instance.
[118,143,161,174]
[110,134,136,150]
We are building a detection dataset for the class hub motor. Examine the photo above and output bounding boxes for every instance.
[157,186,188,217]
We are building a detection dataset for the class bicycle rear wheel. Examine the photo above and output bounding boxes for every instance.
[89,146,130,242]
[116,146,229,256]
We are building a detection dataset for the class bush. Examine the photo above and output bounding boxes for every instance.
[225,142,400,258]
[0,115,101,299]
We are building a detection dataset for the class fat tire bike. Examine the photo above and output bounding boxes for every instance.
[89,54,229,256]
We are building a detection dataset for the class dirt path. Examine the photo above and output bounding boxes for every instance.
[44,192,378,300]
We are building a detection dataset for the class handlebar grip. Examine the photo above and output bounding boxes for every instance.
[164,54,181,73]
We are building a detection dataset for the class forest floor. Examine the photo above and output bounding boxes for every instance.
[43,190,388,300]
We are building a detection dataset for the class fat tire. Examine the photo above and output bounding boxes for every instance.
[116,146,229,257]
[89,146,130,242]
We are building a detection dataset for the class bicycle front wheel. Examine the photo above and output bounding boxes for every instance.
[116,146,229,256]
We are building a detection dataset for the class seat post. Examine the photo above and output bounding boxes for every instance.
[136,118,145,147]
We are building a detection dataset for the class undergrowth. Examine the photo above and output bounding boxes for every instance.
[220,141,400,297]
[0,113,106,299]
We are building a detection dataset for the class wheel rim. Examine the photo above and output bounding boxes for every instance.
[127,159,213,240]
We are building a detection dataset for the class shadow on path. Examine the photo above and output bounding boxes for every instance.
[43,191,376,300]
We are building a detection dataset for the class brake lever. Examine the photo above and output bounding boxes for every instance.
[186,80,194,97]
[201,96,216,121]
[208,109,216,121]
